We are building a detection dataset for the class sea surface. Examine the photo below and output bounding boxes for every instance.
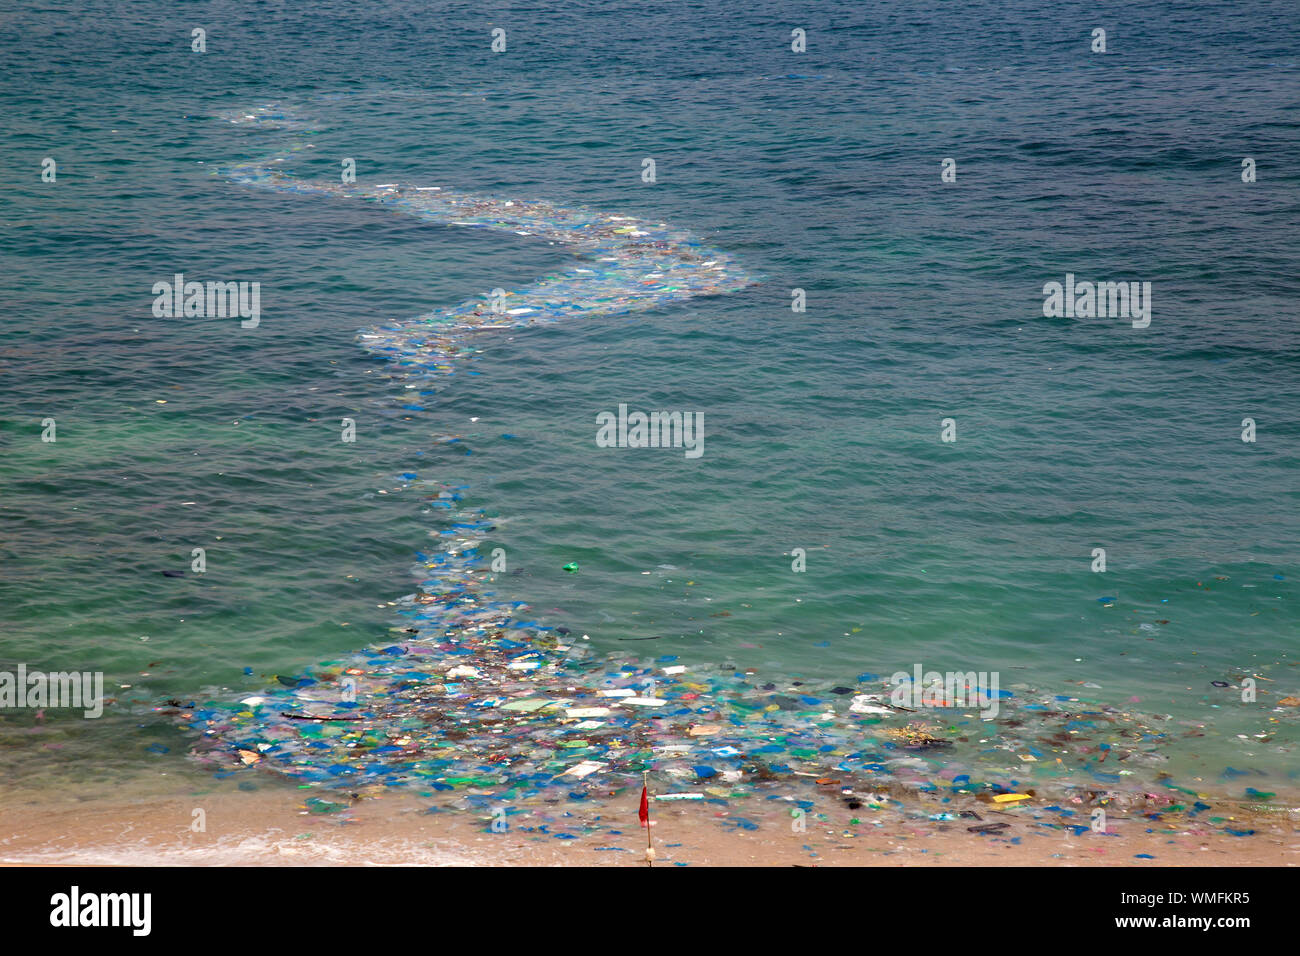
[1,0,1297,801]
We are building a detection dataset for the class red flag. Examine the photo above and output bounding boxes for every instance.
[638,785,649,827]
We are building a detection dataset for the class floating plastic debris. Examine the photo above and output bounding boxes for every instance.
[174,102,1297,843]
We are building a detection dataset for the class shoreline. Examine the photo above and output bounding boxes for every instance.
[4,778,1296,867]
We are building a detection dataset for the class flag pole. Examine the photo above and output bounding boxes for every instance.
[643,769,654,867]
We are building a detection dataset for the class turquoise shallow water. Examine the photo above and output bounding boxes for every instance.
[1,1,1298,798]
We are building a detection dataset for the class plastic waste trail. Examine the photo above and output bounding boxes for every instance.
[219,103,756,373]
[180,462,1229,828]
[174,103,1293,841]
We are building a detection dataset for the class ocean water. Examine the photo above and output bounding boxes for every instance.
[1,0,1297,800]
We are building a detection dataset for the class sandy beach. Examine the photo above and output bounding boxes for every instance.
[4,778,1296,867]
